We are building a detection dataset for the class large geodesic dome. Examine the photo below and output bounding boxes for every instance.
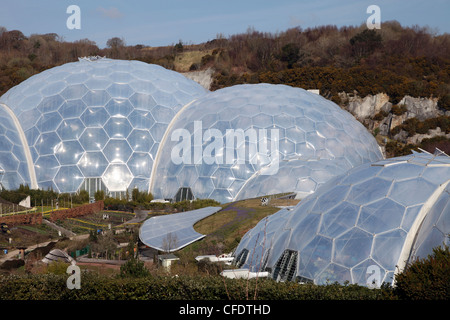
[0,57,206,195]
[234,151,450,287]
[151,84,383,203]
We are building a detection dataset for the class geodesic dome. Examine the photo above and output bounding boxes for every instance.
[234,151,450,287]
[151,84,383,203]
[0,58,206,195]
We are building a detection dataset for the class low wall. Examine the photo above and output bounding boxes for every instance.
[49,201,104,222]
[0,211,42,226]
[0,201,104,226]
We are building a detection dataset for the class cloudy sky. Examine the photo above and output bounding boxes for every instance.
[1,0,449,48]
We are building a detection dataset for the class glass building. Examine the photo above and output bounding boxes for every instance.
[0,58,383,203]
[233,151,450,287]
[151,84,383,203]
[0,57,206,196]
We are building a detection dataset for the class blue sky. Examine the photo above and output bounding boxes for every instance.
[1,0,449,48]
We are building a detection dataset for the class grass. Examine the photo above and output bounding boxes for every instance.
[55,210,136,234]
[173,49,214,72]
[181,197,296,256]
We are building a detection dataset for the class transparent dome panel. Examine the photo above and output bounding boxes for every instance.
[54,165,84,193]
[102,164,133,191]
[78,151,108,177]
[79,127,109,151]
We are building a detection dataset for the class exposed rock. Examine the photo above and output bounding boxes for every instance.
[182,68,214,90]
[342,92,391,121]
[398,95,441,121]
[406,127,450,145]
[340,92,448,146]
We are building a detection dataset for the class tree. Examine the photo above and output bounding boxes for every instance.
[349,29,382,58]
[91,231,117,259]
[162,232,178,253]
[279,43,301,69]
[94,190,105,201]
[119,257,150,278]
[106,37,125,49]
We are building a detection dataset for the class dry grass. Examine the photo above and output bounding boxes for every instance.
[173,49,214,72]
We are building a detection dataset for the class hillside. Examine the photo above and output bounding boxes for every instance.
[0,21,449,155]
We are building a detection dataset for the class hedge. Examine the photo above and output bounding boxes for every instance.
[0,273,392,300]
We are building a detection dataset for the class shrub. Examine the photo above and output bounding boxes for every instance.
[119,257,150,278]
[394,245,450,300]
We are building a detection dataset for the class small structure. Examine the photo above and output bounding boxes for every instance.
[19,196,31,209]
[42,249,74,264]
[195,253,234,265]
[158,253,179,271]
[221,269,269,279]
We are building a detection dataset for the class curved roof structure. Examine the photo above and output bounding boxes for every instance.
[0,58,383,204]
[139,206,222,252]
[0,58,206,194]
[151,84,383,203]
[234,151,450,287]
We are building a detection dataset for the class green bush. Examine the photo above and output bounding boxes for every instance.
[0,272,391,300]
[394,245,450,300]
[119,257,150,278]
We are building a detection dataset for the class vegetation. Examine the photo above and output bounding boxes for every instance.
[1,22,448,105]
[394,245,450,300]
[2,244,447,300]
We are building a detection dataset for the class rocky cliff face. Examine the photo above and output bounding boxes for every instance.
[339,92,449,145]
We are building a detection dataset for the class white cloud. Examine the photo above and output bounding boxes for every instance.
[97,7,123,19]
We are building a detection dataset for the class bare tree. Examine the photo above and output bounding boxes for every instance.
[161,232,178,253]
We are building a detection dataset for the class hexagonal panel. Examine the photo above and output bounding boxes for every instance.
[57,118,85,140]
[103,139,132,163]
[128,109,155,130]
[36,111,63,133]
[389,177,437,206]
[106,83,134,99]
[54,165,84,193]
[102,164,133,191]
[37,95,65,113]
[34,132,61,155]
[333,228,373,268]
[104,117,132,139]
[150,105,175,124]
[58,99,87,118]
[104,99,133,118]
[372,229,407,270]
[357,198,405,234]
[60,84,89,100]
[54,140,84,165]
[80,107,110,127]
[319,201,360,238]
[82,90,111,107]
[127,152,153,177]
[78,151,108,177]
[347,177,392,205]
[128,92,157,111]
[34,154,59,182]
[127,129,154,153]
[79,127,109,151]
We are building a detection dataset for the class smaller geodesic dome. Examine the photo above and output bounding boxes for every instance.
[151,84,383,203]
[234,151,450,287]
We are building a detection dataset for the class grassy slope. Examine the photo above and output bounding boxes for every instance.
[180,197,299,257]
